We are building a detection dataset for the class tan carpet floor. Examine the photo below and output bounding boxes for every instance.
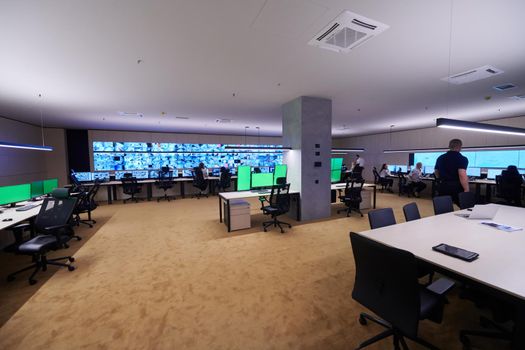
[0,193,512,349]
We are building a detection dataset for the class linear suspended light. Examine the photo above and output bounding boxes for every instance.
[0,141,53,151]
[224,145,291,151]
[436,118,525,136]
[384,144,525,153]
[331,148,365,153]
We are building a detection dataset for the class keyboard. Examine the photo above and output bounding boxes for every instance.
[16,204,40,212]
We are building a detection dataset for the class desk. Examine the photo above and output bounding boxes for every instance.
[0,202,42,231]
[330,183,377,209]
[218,190,300,232]
[358,204,525,349]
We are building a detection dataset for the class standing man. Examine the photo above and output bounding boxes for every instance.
[434,139,469,205]
[355,154,365,168]
[408,162,427,197]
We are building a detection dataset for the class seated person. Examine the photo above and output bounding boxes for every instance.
[408,162,427,197]
[378,163,394,192]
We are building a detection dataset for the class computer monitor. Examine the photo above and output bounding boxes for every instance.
[388,165,397,173]
[182,169,193,178]
[237,165,251,191]
[397,165,408,173]
[486,168,504,180]
[251,173,273,189]
[31,181,45,198]
[132,170,149,179]
[0,183,31,207]
[75,172,92,182]
[211,168,221,177]
[43,178,59,194]
[114,171,129,180]
[92,172,110,181]
[423,166,435,175]
[466,167,481,177]
[274,164,287,185]
[519,169,525,175]
[331,158,343,183]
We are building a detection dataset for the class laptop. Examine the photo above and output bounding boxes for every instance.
[456,205,499,220]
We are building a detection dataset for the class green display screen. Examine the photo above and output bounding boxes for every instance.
[331,158,343,183]
[251,173,273,188]
[43,178,59,194]
[236,166,251,191]
[0,183,31,206]
[273,164,287,185]
[31,181,45,198]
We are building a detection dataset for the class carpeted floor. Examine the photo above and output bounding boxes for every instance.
[0,193,513,349]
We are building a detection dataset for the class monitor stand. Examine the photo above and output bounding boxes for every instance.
[8,203,24,208]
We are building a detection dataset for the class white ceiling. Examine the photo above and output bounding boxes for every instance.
[1,0,524,137]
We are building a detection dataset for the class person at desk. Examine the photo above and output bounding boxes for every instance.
[408,162,427,197]
[198,162,209,179]
[434,138,469,205]
[500,165,523,206]
[378,164,394,192]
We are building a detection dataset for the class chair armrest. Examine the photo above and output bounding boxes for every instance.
[426,278,455,296]
[9,222,31,231]
[42,224,71,232]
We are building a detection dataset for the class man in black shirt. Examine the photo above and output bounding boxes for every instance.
[434,139,469,205]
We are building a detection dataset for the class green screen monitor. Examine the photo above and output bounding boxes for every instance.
[0,183,31,207]
[31,181,45,198]
[273,164,287,185]
[331,158,343,183]
[236,166,251,191]
[251,173,273,189]
[43,178,59,194]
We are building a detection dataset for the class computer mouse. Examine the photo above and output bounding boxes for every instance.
[2,218,13,222]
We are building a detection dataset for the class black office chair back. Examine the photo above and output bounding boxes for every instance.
[350,232,421,338]
[34,196,78,233]
[372,168,380,184]
[123,172,133,178]
[499,171,523,204]
[121,177,140,195]
[402,202,421,222]
[433,195,454,215]
[368,208,396,229]
[157,169,174,190]
[344,179,364,203]
[276,176,287,186]
[458,192,476,210]
[269,183,291,214]
[219,170,231,189]
[192,167,208,191]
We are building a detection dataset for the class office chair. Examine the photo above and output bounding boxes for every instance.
[372,168,387,192]
[73,180,101,228]
[192,167,208,199]
[432,195,454,215]
[262,183,292,233]
[350,232,454,350]
[216,169,232,193]
[458,192,476,210]
[498,171,523,206]
[368,208,396,229]
[337,179,364,217]
[121,176,143,203]
[398,174,413,197]
[459,286,514,349]
[156,168,174,202]
[403,202,421,222]
[7,195,78,285]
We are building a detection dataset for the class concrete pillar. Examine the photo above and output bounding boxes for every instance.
[282,96,332,221]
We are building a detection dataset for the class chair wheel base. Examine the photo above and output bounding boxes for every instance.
[359,315,367,325]
[69,257,75,262]
[68,265,75,271]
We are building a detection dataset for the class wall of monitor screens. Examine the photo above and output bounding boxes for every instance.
[92,142,284,172]
[413,150,525,169]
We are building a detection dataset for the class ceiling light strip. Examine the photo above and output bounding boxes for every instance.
[331,148,365,153]
[384,144,525,153]
[0,141,53,151]
[436,118,525,136]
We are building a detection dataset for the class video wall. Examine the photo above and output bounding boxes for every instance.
[413,149,525,169]
[93,142,284,171]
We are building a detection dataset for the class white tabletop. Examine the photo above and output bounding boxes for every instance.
[331,183,376,190]
[359,204,525,300]
[219,189,300,200]
[0,200,42,231]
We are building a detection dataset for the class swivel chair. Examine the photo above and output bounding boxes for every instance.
[192,167,208,199]
[261,183,292,233]
[121,176,143,203]
[74,180,101,228]
[216,168,232,193]
[398,174,413,197]
[7,194,78,285]
[458,192,476,210]
[432,195,454,215]
[337,179,364,217]
[372,167,387,192]
[156,167,174,202]
[403,202,421,222]
[350,232,454,350]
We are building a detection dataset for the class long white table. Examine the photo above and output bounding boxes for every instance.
[358,204,525,349]
[0,201,42,231]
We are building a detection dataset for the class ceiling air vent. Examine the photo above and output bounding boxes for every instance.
[441,65,504,85]
[308,10,389,53]
[216,118,232,123]
[118,111,143,118]
[493,83,516,91]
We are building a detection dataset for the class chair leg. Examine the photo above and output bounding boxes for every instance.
[355,329,393,349]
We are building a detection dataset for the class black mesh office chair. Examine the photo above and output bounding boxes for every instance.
[458,192,476,210]
[350,232,454,350]
[403,202,421,222]
[156,167,174,202]
[216,168,232,193]
[337,179,364,217]
[7,195,78,285]
[432,195,454,215]
[262,183,292,233]
[74,180,101,228]
[368,208,396,229]
[372,167,387,192]
[121,176,143,203]
[192,167,208,199]
[398,174,413,197]
[499,170,523,206]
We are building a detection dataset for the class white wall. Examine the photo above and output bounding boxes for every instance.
[333,115,525,181]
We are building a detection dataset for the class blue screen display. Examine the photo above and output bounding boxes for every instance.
[93,142,284,172]
[414,150,524,169]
